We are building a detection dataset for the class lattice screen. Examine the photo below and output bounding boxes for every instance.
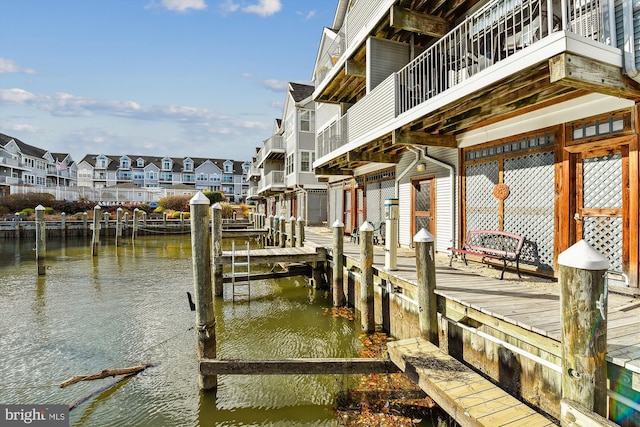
[366,182,382,225]
[344,190,352,229]
[329,185,343,226]
[584,216,623,273]
[504,151,555,270]
[465,161,499,231]
[583,154,622,208]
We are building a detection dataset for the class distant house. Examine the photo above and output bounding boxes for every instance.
[77,154,250,203]
[247,83,327,224]
[0,133,77,196]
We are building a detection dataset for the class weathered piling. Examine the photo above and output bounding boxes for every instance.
[359,221,375,333]
[103,211,110,237]
[414,228,438,345]
[35,205,46,275]
[332,220,345,306]
[132,208,139,240]
[91,205,101,257]
[83,212,88,237]
[190,192,216,390]
[273,216,280,246]
[212,203,224,297]
[558,240,609,420]
[180,212,185,231]
[289,216,296,248]
[279,215,286,248]
[268,215,274,246]
[14,212,20,239]
[163,212,167,229]
[297,217,305,247]
[60,212,66,239]
[116,207,123,241]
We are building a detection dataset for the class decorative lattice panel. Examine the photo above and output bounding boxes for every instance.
[381,180,395,212]
[583,154,622,209]
[465,161,499,232]
[329,185,343,226]
[583,216,623,273]
[504,151,555,270]
[366,182,381,225]
[344,190,352,229]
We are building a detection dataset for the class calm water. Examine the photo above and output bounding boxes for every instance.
[0,235,363,426]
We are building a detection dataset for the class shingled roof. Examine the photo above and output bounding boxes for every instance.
[289,82,314,102]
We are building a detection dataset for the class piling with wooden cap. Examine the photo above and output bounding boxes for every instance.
[190,192,217,390]
[332,220,345,307]
[414,228,438,345]
[279,215,286,248]
[359,221,375,333]
[91,205,101,256]
[289,216,296,248]
[35,205,46,275]
[212,203,224,297]
[558,240,609,418]
[297,217,305,247]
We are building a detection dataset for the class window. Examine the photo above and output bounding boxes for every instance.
[197,173,208,182]
[286,153,295,175]
[300,110,315,132]
[121,158,130,169]
[24,158,35,168]
[24,174,35,184]
[184,160,193,172]
[97,156,107,168]
[160,172,172,181]
[211,173,220,182]
[137,159,144,167]
[133,172,144,180]
[36,176,46,186]
[183,173,194,183]
[224,162,233,173]
[223,174,233,183]
[118,171,132,180]
[300,151,315,172]
[163,159,171,170]
[146,171,158,180]
[36,161,46,170]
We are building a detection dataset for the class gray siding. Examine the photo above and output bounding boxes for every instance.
[368,37,410,91]
[347,76,396,142]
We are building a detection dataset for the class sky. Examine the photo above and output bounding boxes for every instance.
[0,0,336,164]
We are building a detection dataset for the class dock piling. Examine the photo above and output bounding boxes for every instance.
[212,203,224,297]
[332,220,345,306]
[558,240,609,419]
[60,212,66,239]
[132,208,139,240]
[359,221,375,333]
[116,207,123,244]
[289,216,296,248]
[35,205,46,275]
[190,192,217,391]
[297,217,305,247]
[279,215,286,248]
[414,228,438,345]
[91,205,101,256]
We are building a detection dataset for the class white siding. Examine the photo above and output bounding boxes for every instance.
[347,76,396,142]
[397,148,459,253]
[368,37,410,91]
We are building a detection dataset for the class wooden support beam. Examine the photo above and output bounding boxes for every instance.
[345,60,366,78]
[549,53,640,100]
[392,129,457,148]
[200,358,400,375]
[390,5,451,38]
[314,166,353,176]
[346,151,399,163]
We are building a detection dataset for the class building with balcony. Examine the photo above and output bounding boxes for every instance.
[78,154,250,203]
[249,83,328,224]
[0,133,77,197]
[313,0,639,286]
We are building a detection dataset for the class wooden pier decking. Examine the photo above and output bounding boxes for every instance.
[216,246,325,266]
[387,338,556,427]
[302,226,640,424]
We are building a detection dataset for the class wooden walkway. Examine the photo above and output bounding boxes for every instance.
[303,227,640,407]
[216,246,325,266]
[387,338,556,427]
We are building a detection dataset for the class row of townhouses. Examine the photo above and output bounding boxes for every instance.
[246,83,328,224]
[0,133,250,203]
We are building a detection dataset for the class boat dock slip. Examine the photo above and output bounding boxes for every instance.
[387,338,556,427]
[199,358,399,375]
[215,246,326,266]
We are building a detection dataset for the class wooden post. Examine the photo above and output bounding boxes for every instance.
[268,215,274,246]
[116,207,123,241]
[163,212,167,230]
[289,216,296,248]
[414,228,438,345]
[558,240,609,420]
[132,208,139,240]
[279,215,286,248]
[83,212,88,237]
[190,192,216,390]
[359,221,375,333]
[142,211,147,230]
[92,205,101,257]
[60,212,66,239]
[180,212,185,231]
[297,216,305,247]
[14,212,20,239]
[35,205,46,275]
[103,211,110,237]
[123,212,129,233]
[212,203,224,297]
[273,216,279,246]
[332,220,345,307]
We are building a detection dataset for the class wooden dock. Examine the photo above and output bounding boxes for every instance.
[387,338,556,427]
[216,246,326,266]
[199,357,399,375]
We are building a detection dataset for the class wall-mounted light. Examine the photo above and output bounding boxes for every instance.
[416,163,426,173]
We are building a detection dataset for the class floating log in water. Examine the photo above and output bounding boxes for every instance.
[59,363,155,388]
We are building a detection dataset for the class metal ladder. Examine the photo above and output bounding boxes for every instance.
[231,241,251,302]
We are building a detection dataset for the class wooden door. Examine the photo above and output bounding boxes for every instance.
[411,176,436,244]
[343,188,354,234]
[574,146,628,278]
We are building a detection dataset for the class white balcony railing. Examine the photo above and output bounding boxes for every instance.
[317,0,611,161]
[259,170,285,193]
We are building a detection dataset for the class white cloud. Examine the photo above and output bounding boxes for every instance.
[4,123,39,133]
[219,0,239,13]
[260,79,288,91]
[242,0,281,17]
[0,58,36,74]
[297,10,316,21]
[154,0,207,12]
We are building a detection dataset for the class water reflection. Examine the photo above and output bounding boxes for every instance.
[0,235,362,426]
